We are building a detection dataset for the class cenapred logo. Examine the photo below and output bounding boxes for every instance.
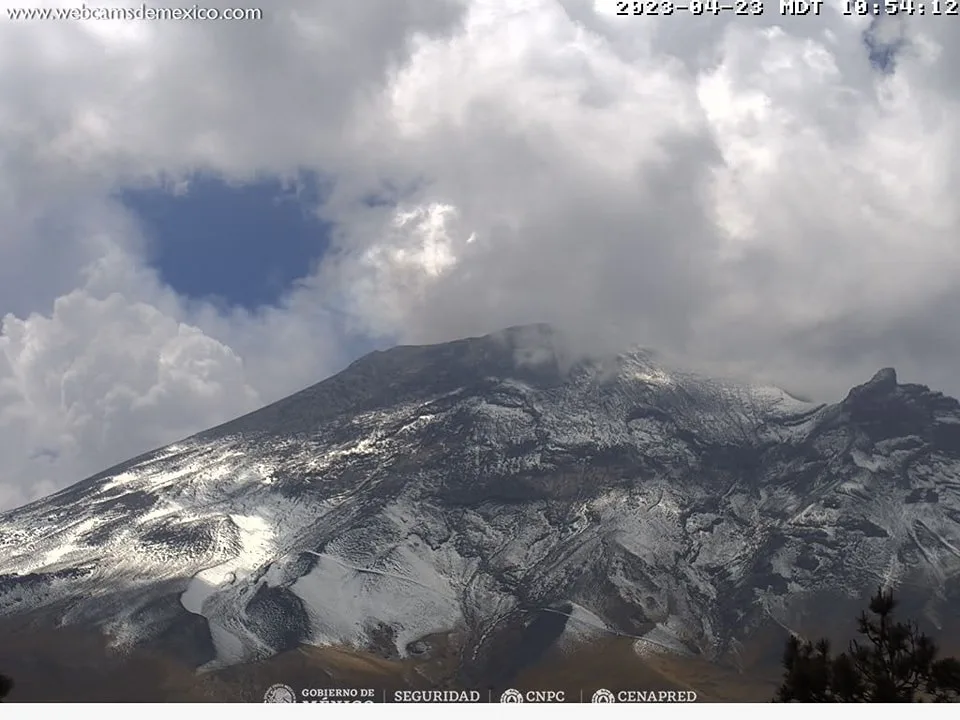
[592,688,616,703]
[263,683,298,703]
[500,688,524,703]
[591,688,698,703]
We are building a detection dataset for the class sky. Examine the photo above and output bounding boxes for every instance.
[120,173,330,311]
[0,0,958,510]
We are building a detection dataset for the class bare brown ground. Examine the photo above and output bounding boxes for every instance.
[0,615,781,703]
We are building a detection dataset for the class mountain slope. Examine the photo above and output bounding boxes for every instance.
[2,324,960,694]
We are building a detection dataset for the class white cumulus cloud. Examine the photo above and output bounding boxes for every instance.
[0,0,959,508]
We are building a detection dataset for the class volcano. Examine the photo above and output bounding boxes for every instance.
[2,325,960,701]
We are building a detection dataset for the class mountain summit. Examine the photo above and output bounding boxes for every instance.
[1,326,959,696]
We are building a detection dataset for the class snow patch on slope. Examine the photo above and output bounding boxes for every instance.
[181,514,274,615]
[555,602,613,650]
[291,544,463,657]
[851,449,887,472]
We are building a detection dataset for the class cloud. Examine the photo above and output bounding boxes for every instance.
[323,1,960,393]
[0,0,959,508]
[0,0,465,508]
[0,278,259,510]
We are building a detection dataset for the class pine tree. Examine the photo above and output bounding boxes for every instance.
[776,587,960,702]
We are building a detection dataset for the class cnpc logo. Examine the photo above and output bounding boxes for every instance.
[499,688,566,703]
[591,688,698,703]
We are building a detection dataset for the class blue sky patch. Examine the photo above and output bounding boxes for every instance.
[863,14,905,75]
[121,173,331,310]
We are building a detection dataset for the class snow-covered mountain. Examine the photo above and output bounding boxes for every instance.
[2,324,960,691]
